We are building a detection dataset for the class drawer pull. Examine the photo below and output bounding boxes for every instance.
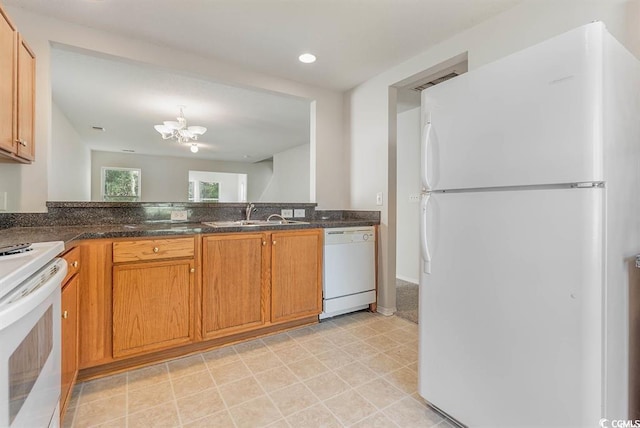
[153,247,159,253]
[262,241,267,246]
[71,261,78,268]
[190,268,195,273]
[62,310,68,319]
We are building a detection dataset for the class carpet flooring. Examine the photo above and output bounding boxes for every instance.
[395,279,418,324]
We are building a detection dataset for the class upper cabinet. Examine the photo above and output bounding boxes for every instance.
[0,4,35,163]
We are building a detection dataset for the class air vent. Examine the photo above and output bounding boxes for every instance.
[412,72,459,92]
[92,126,105,131]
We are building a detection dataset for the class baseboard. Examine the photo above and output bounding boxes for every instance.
[396,275,418,285]
[376,305,396,316]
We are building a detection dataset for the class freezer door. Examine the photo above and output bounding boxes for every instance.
[418,188,603,427]
[421,22,604,190]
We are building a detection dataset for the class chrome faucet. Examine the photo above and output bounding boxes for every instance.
[245,203,256,221]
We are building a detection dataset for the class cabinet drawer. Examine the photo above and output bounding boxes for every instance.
[113,237,194,263]
[61,246,81,285]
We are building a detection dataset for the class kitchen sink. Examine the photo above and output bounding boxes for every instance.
[202,219,309,227]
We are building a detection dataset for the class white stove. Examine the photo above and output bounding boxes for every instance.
[0,241,66,428]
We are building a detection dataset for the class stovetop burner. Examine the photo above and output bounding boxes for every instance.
[0,243,33,257]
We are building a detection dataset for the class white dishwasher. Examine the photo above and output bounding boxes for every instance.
[321,226,376,319]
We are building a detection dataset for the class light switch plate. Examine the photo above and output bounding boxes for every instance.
[376,192,383,206]
[171,210,188,221]
[294,209,305,218]
[281,209,293,218]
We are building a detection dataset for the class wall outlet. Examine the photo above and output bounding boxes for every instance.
[409,194,420,203]
[281,209,293,218]
[294,209,305,218]
[170,210,188,221]
[376,192,383,206]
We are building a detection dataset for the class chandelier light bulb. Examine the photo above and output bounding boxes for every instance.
[190,144,199,153]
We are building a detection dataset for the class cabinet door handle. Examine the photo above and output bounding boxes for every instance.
[272,241,276,245]
[153,247,159,253]
[15,139,27,146]
[262,241,267,246]
[62,310,68,319]
[71,261,79,268]
[190,268,195,273]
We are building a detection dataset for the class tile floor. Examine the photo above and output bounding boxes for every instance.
[63,311,452,428]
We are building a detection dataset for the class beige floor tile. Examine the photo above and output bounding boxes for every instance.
[310,320,340,333]
[73,393,126,428]
[361,353,405,375]
[340,341,379,360]
[176,387,226,423]
[127,363,170,391]
[434,418,459,428]
[355,378,406,409]
[329,314,363,329]
[383,396,442,427]
[201,345,240,368]
[229,395,282,428]
[233,338,270,358]
[285,403,342,428]
[287,325,318,341]
[324,329,359,347]
[172,371,215,398]
[384,344,419,366]
[298,337,337,354]
[269,382,319,417]
[183,409,235,428]
[385,316,415,329]
[61,408,75,428]
[254,366,299,393]
[315,348,354,369]
[242,350,283,374]
[262,332,293,349]
[128,402,181,428]
[67,384,82,409]
[407,361,418,373]
[286,356,330,380]
[89,416,127,428]
[362,334,401,352]
[350,411,399,428]
[323,389,377,426]
[265,419,290,428]
[386,327,419,344]
[208,359,252,385]
[127,379,174,414]
[384,366,419,394]
[275,342,312,364]
[218,376,265,407]
[333,361,378,387]
[79,374,127,404]
[303,372,350,401]
[344,324,380,339]
[367,319,401,334]
[167,354,208,379]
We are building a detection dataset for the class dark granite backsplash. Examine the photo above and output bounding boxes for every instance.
[0,202,380,229]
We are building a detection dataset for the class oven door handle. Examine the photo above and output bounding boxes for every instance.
[0,259,67,330]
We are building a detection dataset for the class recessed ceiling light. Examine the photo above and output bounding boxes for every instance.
[298,53,316,64]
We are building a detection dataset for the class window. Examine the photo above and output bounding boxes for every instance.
[101,167,141,201]
[188,180,219,202]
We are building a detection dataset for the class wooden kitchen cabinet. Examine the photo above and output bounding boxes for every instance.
[60,246,81,421]
[112,238,196,358]
[0,4,35,163]
[271,229,323,323]
[201,233,269,338]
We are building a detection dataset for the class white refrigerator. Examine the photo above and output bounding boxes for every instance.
[418,22,640,427]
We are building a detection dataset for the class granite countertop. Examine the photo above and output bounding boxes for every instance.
[0,219,379,248]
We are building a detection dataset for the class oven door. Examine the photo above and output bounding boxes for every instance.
[0,259,66,428]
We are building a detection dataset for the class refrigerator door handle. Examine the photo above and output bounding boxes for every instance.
[420,192,432,274]
[421,117,432,192]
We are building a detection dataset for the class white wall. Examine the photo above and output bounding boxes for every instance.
[91,151,272,202]
[346,0,639,418]
[49,103,91,201]
[259,144,311,202]
[395,107,420,284]
[4,6,348,212]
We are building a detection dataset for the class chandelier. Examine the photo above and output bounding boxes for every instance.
[154,106,206,153]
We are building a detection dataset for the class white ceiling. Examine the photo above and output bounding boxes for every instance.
[7,0,520,91]
[51,46,311,162]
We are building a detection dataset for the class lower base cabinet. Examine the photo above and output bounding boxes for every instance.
[112,259,195,358]
[60,274,79,416]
